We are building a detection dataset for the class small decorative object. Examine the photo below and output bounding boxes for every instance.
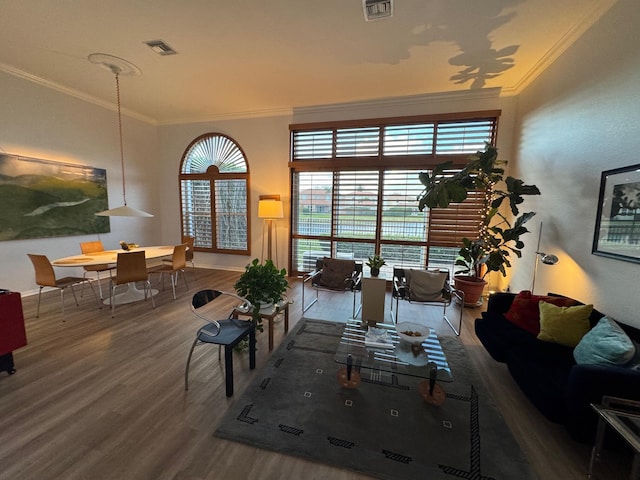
[396,322,431,345]
[119,241,139,251]
[592,163,640,264]
[366,254,386,277]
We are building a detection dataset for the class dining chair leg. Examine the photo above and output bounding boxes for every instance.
[35,287,43,318]
[184,337,199,391]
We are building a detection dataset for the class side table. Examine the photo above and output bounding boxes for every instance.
[232,302,289,351]
[361,276,387,323]
[588,396,640,479]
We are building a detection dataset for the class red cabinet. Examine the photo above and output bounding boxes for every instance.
[0,292,27,374]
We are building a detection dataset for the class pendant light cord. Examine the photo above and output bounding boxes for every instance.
[115,72,127,207]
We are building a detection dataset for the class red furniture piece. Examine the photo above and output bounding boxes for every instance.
[0,291,28,375]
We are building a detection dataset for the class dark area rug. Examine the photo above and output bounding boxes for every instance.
[215,318,537,480]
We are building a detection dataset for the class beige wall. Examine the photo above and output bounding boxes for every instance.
[510,0,640,327]
[0,72,159,294]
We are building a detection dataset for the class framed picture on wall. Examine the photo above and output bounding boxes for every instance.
[0,153,110,241]
[592,163,640,263]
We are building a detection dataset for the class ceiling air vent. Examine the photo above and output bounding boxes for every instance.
[144,40,177,56]
[363,0,393,21]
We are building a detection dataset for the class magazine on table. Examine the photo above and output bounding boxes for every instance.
[364,326,394,349]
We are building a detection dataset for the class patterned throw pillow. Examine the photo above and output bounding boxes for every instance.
[537,301,593,347]
[574,317,636,366]
[504,290,578,335]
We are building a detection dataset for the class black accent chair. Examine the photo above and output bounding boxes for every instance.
[301,257,363,318]
[391,266,464,336]
[184,289,256,397]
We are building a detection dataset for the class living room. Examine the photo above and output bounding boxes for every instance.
[1,1,639,478]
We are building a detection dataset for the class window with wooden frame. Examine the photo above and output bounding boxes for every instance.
[179,133,250,254]
[288,111,499,276]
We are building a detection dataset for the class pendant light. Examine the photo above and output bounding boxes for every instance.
[89,53,153,218]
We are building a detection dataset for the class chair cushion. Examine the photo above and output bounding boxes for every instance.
[406,269,447,301]
[504,290,578,335]
[574,317,636,366]
[537,301,593,347]
[317,258,356,289]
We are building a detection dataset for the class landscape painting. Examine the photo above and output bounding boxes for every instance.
[0,153,110,240]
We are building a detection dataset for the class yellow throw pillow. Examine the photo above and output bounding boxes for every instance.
[537,301,593,347]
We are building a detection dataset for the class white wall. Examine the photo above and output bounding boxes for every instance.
[0,72,159,295]
[157,115,293,272]
[510,0,640,327]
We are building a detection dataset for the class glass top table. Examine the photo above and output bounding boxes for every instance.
[588,396,640,478]
[334,318,452,384]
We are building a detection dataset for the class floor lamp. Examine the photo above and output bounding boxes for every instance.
[531,222,559,294]
[258,195,284,265]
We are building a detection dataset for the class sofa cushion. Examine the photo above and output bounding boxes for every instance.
[574,317,636,366]
[505,342,576,423]
[406,269,447,301]
[537,302,593,347]
[504,290,578,335]
[626,340,640,370]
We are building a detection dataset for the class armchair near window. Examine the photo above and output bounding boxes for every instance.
[302,257,362,318]
[391,267,464,336]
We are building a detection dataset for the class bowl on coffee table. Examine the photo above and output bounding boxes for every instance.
[396,322,431,345]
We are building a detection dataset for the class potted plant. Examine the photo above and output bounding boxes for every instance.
[366,254,386,277]
[234,258,289,326]
[417,143,540,305]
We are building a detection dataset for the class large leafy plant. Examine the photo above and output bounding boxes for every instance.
[417,144,540,279]
[234,258,289,323]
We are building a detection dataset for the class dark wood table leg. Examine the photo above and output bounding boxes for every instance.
[224,345,234,397]
[249,328,256,369]
[284,304,289,334]
[267,317,274,351]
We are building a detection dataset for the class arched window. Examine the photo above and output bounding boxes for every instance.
[179,133,250,254]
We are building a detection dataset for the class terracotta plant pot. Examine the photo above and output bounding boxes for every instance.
[453,275,487,306]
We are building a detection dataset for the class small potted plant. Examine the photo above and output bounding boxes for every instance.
[366,254,386,277]
[234,258,289,326]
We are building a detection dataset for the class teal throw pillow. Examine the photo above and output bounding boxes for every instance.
[573,317,636,366]
[626,340,640,370]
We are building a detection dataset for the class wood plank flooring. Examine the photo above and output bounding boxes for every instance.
[0,268,627,479]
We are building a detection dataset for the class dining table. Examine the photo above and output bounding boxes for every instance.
[52,245,175,305]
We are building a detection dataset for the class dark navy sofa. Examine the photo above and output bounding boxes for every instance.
[474,292,640,443]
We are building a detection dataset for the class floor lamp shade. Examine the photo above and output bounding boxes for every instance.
[258,199,284,219]
[258,196,284,264]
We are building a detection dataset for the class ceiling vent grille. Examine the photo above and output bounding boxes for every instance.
[363,0,393,21]
[144,40,177,56]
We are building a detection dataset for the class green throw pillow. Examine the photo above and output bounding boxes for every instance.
[537,301,593,347]
[574,317,636,366]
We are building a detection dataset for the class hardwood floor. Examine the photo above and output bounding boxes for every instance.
[0,269,626,479]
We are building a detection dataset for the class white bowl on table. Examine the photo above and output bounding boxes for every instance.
[396,322,431,345]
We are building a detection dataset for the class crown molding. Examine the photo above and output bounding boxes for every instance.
[508,0,618,95]
[0,62,157,125]
[157,107,293,126]
[293,87,503,118]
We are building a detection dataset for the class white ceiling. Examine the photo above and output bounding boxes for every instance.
[0,0,616,125]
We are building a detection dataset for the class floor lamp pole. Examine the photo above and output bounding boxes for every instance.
[258,195,283,266]
[262,218,278,265]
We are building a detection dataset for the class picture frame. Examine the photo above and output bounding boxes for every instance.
[592,163,640,263]
[0,153,110,241]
